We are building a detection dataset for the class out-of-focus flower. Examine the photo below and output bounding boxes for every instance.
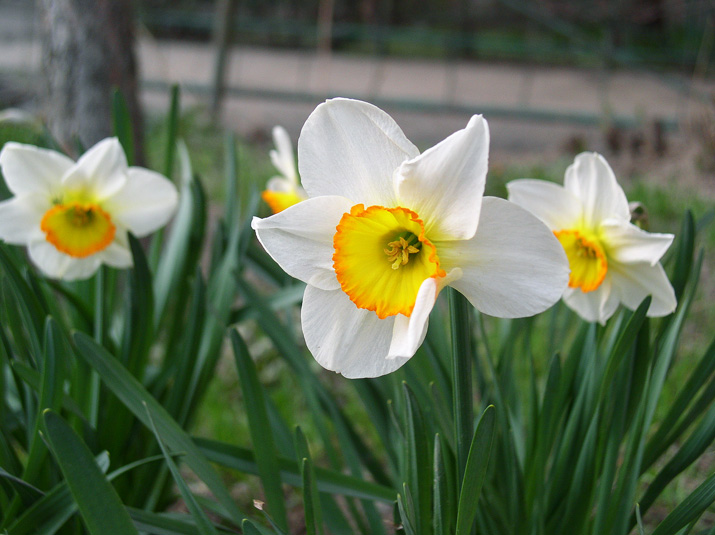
[253,98,568,378]
[261,126,307,213]
[507,152,676,324]
[0,138,178,280]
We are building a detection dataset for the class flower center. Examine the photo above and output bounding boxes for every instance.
[333,204,445,319]
[384,233,421,269]
[554,228,607,293]
[40,202,116,258]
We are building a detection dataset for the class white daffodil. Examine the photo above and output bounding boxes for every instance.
[252,98,569,378]
[507,152,677,324]
[0,138,178,280]
[261,126,307,213]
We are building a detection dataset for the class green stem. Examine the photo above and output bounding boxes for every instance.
[449,288,473,488]
[89,267,105,428]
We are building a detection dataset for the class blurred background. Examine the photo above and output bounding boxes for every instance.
[0,0,712,157]
[0,0,713,232]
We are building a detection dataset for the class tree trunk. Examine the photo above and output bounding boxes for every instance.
[39,0,144,163]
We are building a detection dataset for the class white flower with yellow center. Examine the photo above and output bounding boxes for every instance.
[252,98,569,378]
[261,126,307,214]
[0,138,178,280]
[507,152,677,324]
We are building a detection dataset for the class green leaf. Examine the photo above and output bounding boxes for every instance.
[72,331,246,526]
[402,382,432,535]
[42,410,138,535]
[294,426,324,535]
[230,329,288,531]
[670,210,695,302]
[449,288,473,485]
[455,405,495,535]
[638,397,715,518]
[651,472,715,535]
[144,403,219,535]
[153,148,207,328]
[129,507,237,535]
[194,437,395,502]
[111,89,135,165]
[163,84,181,180]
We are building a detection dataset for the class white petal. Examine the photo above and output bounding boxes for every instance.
[265,176,299,194]
[0,142,73,196]
[252,195,353,291]
[107,167,178,237]
[562,275,619,324]
[395,115,489,241]
[388,269,462,359]
[506,178,582,231]
[28,240,101,281]
[0,196,45,244]
[270,126,298,183]
[97,232,133,268]
[301,285,409,378]
[610,261,676,317]
[388,278,437,359]
[564,152,629,226]
[600,220,673,265]
[62,138,128,199]
[298,98,419,206]
[440,197,569,318]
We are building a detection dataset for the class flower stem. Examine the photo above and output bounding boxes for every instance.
[89,267,105,428]
[449,287,473,487]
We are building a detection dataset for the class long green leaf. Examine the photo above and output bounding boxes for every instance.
[144,403,219,535]
[72,331,246,526]
[194,437,395,502]
[230,328,288,531]
[651,472,715,535]
[449,289,473,486]
[455,405,495,535]
[295,426,324,535]
[42,410,138,535]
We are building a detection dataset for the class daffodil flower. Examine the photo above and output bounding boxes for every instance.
[261,126,307,213]
[0,138,178,280]
[507,152,677,324]
[252,98,569,378]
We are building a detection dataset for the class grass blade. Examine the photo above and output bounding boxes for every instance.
[455,405,495,535]
[230,328,288,531]
[42,410,137,535]
[144,402,219,535]
[73,331,246,526]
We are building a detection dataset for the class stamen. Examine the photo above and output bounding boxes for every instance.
[384,234,421,269]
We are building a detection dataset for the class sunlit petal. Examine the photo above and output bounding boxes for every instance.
[611,261,677,317]
[562,276,619,324]
[298,98,419,206]
[301,285,409,378]
[441,197,568,317]
[253,195,354,291]
[564,152,629,226]
[600,219,673,265]
[507,178,582,230]
[395,115,489,241]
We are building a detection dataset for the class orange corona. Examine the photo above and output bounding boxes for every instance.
[40,202,115,258]
[333,204,445,318]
